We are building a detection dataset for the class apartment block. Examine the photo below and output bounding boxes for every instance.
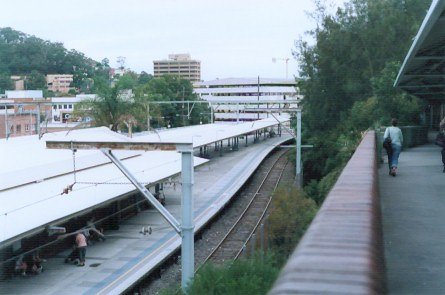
[46,74,74,93]
[153,54,201,82]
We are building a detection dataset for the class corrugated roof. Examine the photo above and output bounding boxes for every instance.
[395,0,445,101]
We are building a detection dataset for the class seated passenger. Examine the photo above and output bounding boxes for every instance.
[23,253,43,275]
[31,251,43,274]
[15,255,27,277]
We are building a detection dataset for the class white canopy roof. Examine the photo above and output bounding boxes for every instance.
[0,129,207,246]
[1,117,288,245]
[133,116,289,148]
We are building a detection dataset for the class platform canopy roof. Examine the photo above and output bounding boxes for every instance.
[394,0,445,101]
[0,130,208,246]
[1,117,288,246]
[45,116,290,151]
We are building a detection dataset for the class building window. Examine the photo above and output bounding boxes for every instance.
[16,125,21,133]
[53,105,57,110]
[63,105,68,109]
[58,105,62,109]
[25,124,30,131]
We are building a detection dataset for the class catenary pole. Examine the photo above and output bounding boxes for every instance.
[296,110,302,187]
[177,144,195,291]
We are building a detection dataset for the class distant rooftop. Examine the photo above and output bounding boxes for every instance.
[168,53,191,61]
[194,78,296,87]
[155,53,199,62]
[5,90,43,99]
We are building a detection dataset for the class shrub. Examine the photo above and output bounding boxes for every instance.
[186,253,281,295]
[268,185,317,260]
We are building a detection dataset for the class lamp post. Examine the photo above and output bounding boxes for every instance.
[272,57,290,79]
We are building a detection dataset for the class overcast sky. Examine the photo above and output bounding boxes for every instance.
[0,0,346,80]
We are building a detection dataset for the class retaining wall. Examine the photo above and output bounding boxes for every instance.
[269,131,385,294]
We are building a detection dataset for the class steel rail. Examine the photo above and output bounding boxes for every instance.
[200,148,289,266]
[234,156,289,260]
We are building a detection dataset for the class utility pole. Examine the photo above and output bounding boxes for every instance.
[147,103,150,131]
[295,110,302,187]
[4,105,8,139]
[257,76,260,119]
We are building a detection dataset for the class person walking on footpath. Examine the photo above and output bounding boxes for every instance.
[440,116,445,172]
[384,118,403,177]
[75,232,87,267]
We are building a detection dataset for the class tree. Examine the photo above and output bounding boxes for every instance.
[0,27,101,91]
[295,0,431,181]
[296,0,430,134]
[138,71,152,85]
[0,73,13,93]
[116,72,138,90]
[75,77,134,131]
[134,75,210,129]
[372,61,424,125]
[26,70,46,90]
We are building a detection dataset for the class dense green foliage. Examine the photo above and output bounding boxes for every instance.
[268,185,318,262]
[169,185,316,295]
[0,27,109,92]
[185,254,281,295]
[75,75,211,132]
[297,0,431,203]
[75,77,135,131]
[134,75,211,129]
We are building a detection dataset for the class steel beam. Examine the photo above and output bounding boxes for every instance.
[100,149,181,233]
[46,141,178,151]
[400,84,445,88]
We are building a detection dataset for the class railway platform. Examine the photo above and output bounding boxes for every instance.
[379,143,445,294]
[0,133,292,294]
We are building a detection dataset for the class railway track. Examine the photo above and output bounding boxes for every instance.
[202,148,289,264]
[137,147,291,294]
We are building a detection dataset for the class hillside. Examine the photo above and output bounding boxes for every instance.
[0,27,110,92]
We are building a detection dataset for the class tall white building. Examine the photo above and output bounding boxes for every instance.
[194,78,299,123]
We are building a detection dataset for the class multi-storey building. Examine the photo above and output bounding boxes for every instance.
[194,78,300,123]
[0,91,44,139]
[153,54,201,82]
[46,74,74,93]
[0,112,37,139]
[50,94,95,124]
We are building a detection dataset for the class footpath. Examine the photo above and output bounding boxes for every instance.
[379,144,445,294]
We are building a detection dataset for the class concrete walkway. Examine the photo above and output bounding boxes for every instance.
[379,144,445,294]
